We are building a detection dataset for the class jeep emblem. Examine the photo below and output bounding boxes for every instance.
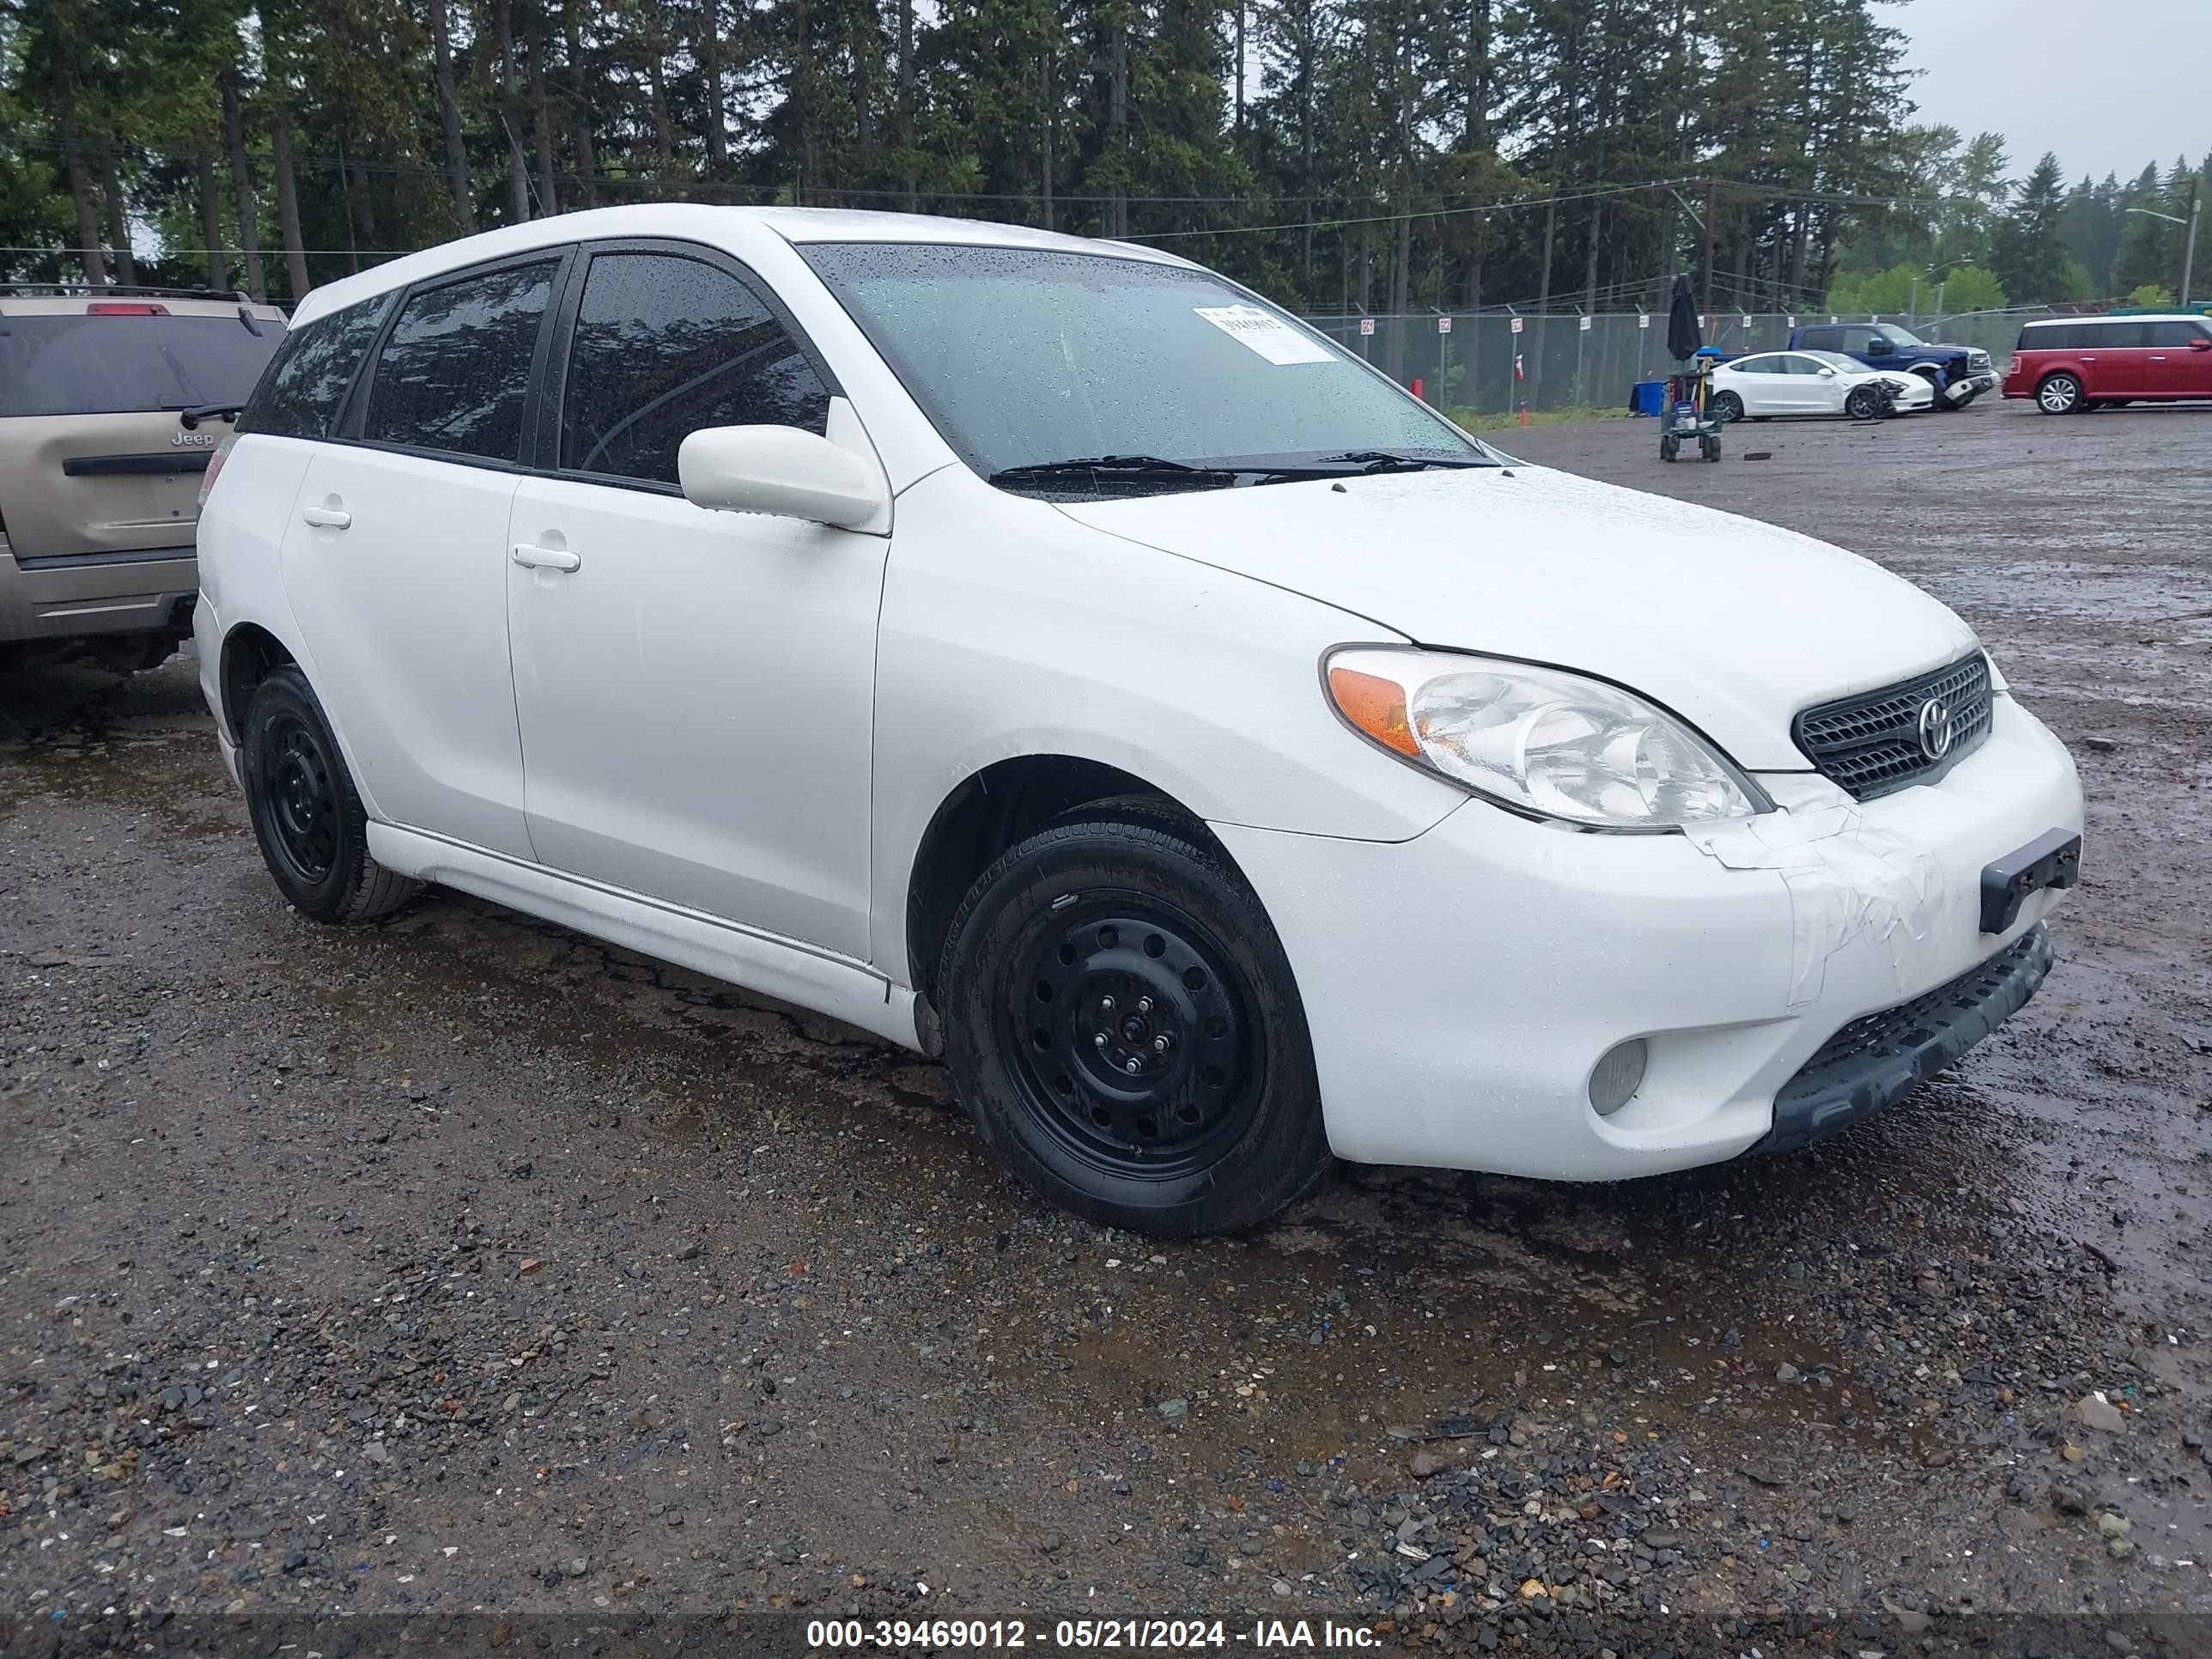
[171,430,216,447]
[1917,697,1955,762]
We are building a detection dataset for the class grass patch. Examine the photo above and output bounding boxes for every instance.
[1450,404,1636,433]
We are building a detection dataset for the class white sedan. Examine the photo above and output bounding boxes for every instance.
[194,205,2081,1235]
[1710,349,1934,422]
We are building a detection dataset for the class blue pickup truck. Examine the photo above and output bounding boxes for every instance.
[1787,321,1998,410]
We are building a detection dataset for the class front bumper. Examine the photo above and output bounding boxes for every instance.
[1211,697,2083,1180]
[1754,923,2051,1156]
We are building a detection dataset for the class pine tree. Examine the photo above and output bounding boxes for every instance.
[1992,151,2069,305]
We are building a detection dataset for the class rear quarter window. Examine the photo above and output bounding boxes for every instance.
[2019,325,2075,350]
[0,312,284,418]
[238,295,392,440]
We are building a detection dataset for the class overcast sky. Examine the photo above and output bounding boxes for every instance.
[1888,0,2204,182]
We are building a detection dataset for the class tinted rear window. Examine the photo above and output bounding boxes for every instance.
[0,313,284,418]
[238,295,392,440]
[2019,325,2075,350]
[363,261,557,464]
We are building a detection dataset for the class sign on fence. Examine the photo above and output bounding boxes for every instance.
[1437,317,1451,333]
[1510,316,1523,333]
[1358,318,1374,336]
[1578,315,1591,331]
[1638,314,1650,329]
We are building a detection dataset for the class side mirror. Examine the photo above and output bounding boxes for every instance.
[1817,367,1838,378]
[678,424,890,530]
[2190,336,2212,351]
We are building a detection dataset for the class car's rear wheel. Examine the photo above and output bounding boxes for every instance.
[939,811,1329,1236]
[2037,372,2085,415]
[1710,390,1744,423]
[240,665,421,924]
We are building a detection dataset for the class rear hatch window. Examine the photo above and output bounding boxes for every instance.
[0,313,283,418]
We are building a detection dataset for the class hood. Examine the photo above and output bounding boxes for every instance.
[1053,465,1978,771]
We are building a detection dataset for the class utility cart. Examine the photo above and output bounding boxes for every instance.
[1659,348,1724,463]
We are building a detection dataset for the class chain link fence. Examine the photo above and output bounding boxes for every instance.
[1298,307,2060,418]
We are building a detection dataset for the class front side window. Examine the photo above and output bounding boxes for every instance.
[240,296,390,440]
[364,261,557,463]
[0,311,284,419]
[2147,320,2209,347]
[561,252,831,487]
[801,242,1484,491]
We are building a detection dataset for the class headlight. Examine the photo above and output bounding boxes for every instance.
[1325,647,1768,830]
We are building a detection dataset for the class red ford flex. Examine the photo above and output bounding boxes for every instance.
[2004,313,2212,413]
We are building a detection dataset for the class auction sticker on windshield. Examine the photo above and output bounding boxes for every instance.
[1193,304,1337,365]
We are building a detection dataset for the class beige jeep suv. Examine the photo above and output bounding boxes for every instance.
[0,288,286,671]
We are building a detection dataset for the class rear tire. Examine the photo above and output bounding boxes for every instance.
[240,666,421,925]
[2037,372,2085,415]
[939,813,1330,1236]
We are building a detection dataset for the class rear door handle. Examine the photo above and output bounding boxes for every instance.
[301,504,350,529]
[513,542,581,573]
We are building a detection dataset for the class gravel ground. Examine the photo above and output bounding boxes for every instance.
[3,400,2209,1656]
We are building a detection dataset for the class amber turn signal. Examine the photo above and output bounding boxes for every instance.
[1327,665,1419,758]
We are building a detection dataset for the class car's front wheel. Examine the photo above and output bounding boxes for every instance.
[2037,372,2086,415]
[1845,385,1887,422]
[939,811,1330,1236]
[240,665,421,924]
[1710,390,1744,423]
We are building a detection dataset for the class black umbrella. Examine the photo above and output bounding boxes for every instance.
[1665,273,1703,363]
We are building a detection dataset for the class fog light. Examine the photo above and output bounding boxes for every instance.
[1588,1039,1647,1116]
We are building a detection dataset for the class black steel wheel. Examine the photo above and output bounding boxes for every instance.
[940,811,1329,1235]
[240,665,420,924]
[1003,904,1258,1182]
[264,713,340,884]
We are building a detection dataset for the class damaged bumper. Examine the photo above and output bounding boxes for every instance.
[1210,696,2082,1181]
[1753,923,2052,1157]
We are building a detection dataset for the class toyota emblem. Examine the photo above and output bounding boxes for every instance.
[1917,697,1955,762]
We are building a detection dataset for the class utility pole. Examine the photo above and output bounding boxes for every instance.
[1698,178,1717,319]
[2184,176,2202,307]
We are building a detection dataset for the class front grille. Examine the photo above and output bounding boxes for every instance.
[1793,653,1992,800]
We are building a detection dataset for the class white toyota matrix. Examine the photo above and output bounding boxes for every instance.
[195,207,2085,1235]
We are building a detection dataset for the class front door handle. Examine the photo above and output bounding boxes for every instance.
[513,542,581,573]
[301,504,350,529]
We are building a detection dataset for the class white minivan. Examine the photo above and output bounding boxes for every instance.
[195,206,2084,1235]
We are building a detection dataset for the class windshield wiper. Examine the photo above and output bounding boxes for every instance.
[1304,450,1497,472]
[177,399,244,428]
[988,454,1242,489]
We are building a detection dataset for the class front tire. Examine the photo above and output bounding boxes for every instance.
[2037,372,2085,415]
[1710,390,1744,423]
[1845,385,1885,422]
[240,665,421,924]
[939,812,1330,1236]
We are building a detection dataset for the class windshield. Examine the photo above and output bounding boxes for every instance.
[0,313,283,418]
[800,243,1484,489]
[1872,324,1925,348]
[1804,351,1865,373]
